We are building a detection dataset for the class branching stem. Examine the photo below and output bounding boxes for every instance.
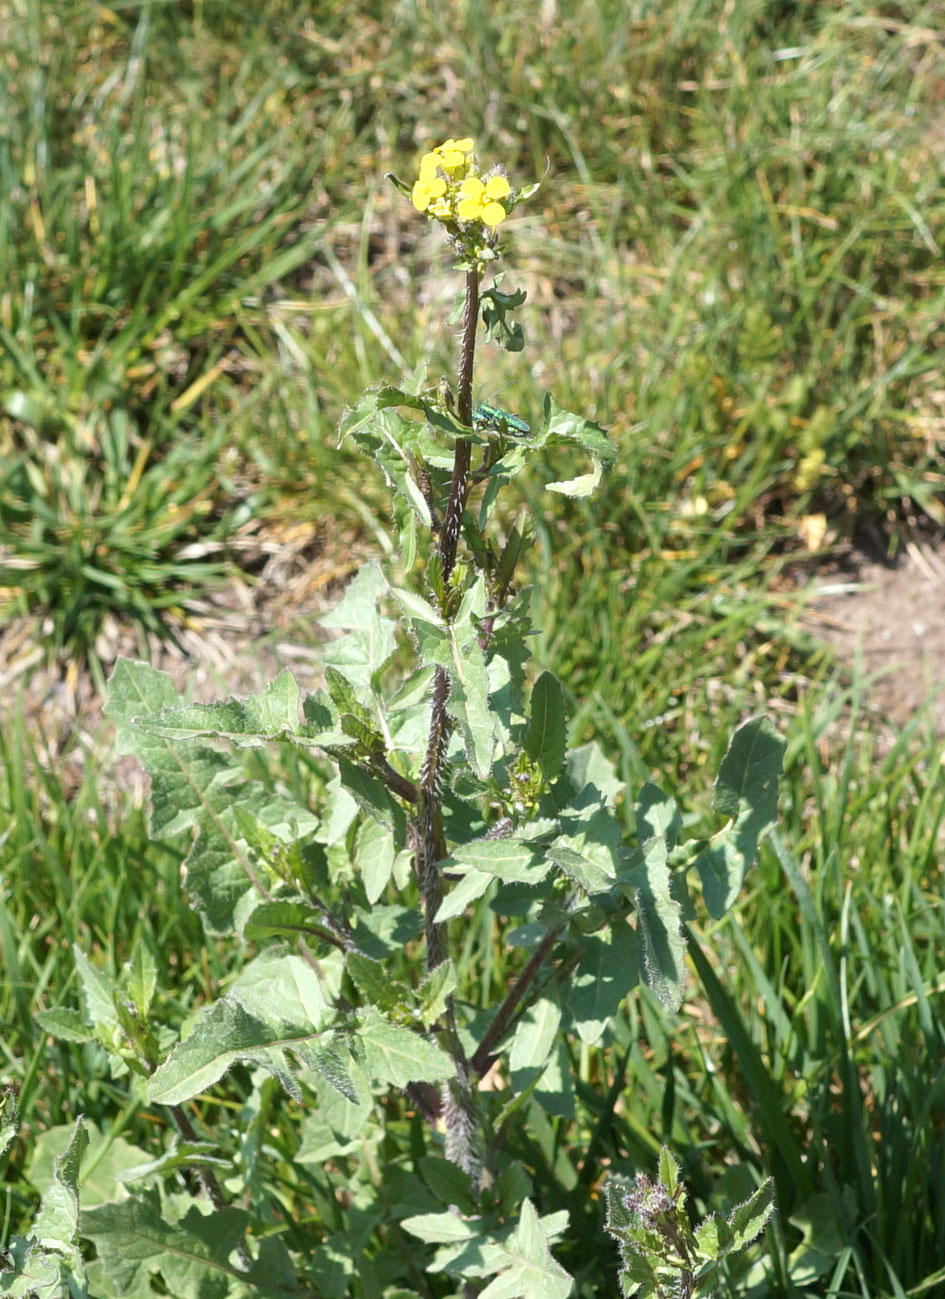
[471,924,565,1078]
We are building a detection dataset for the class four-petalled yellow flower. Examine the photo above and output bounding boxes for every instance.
[457,175,511,228]
[411,167,447,212]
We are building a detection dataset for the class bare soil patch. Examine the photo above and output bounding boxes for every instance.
[804,535,945,733]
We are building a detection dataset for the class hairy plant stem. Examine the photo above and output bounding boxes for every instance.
[414,268,482,1189]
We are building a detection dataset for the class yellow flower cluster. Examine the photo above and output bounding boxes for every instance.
[411,137,511,230]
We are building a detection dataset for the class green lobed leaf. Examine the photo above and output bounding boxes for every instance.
[148,990,335,1106]
[105,659,318,935]
[567,925,639,1045]
[356,1007,454,1087]
[416,960,459,1028]
[320,561,397,695]
[390,586,442,624]
[419,1155,476,1212]
[400,1210,478,1245]
[350,903,423,959]
[346,404,435,526]
[296,1054,373,1165]
[35,1007,94,1044]
[242,900,337,946]
[73,945,120,1034]
[695,1214,723,1259]
[447,617,496,780]
[131,670,302,747]
[81,1188,297,1298]
[658,1147,682,1200]
[27,1121,153,1211]
[124,942,157,1021]
[695,716,785,919]
[480,283,527,352]
[478,1199,573,1299]
[435,869,493,921]
[113,1139,230,1187]
[727,1179,776,1254]
[231,948,342,1029]
[338,758,405,837]
[558,742,622,808]
[355,817,397,904]
[635,783,683,849]
[347,952,406,1014]
[447,839,549,885]
[548,794,623,895]
[540,395,614,463]
[1,1118,89,1298]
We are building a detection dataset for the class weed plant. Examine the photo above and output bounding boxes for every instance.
[1,135,783,1298]
[1,3,945,1296]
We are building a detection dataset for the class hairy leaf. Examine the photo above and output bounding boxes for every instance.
[81,1189,297,1298]
[548,797,622,895]
[624,836,686,1011]
[447,601,496,778]
[148,992,335,1105]
[347,952,405,1014]
[1,1117,88,1299]
[357,1007,454,1087]
[478,1200,573,1299]
[447,839,549,885]
[355,817,397,904]
[35,1007,93,1044]
[435,869,494,921]
[130,671,302,747]
[105,659,318,934]
[567,926,639,1045]
[695,717,785,919]
[320,561,396,695]
[28,1121,152,1210]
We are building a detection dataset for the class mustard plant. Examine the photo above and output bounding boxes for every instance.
[6,138,779,1299]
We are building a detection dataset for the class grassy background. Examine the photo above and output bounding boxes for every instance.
[2,0,945,1294]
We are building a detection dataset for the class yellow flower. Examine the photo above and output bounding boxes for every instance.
[427,137,475,176]
[456,174,510,226]
[435,137,474,157]
[412,171,447,212]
